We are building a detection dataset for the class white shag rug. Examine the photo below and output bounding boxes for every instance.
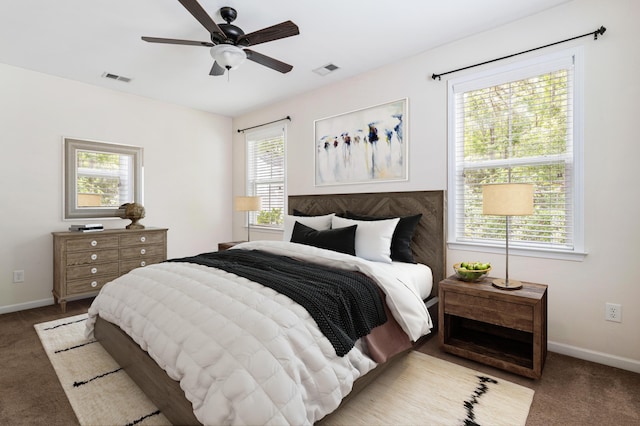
[36,314,534,426]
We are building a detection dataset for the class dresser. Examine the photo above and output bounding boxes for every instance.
[52,228,168,312]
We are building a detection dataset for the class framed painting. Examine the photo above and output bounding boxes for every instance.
[314,98,408,186]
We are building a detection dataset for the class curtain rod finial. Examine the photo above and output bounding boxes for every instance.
[595,26,606,39]
[431,73,441,81]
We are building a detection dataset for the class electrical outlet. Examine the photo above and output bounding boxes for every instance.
[13,270,25,283]
[605,303,622,323]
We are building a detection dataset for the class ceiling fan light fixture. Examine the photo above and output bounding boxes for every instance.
[210,44,247,70]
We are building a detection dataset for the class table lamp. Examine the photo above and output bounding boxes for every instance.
[482,183,534,290]
[234,196,261,241]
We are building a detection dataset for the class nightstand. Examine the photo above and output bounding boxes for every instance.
[217,241,246,251]
[438,275,547,379]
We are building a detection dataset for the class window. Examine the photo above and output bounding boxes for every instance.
[245,125,286,229]
[64,138,143,219]
[447,49,584,259]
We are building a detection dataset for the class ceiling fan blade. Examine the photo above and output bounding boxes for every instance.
[245,49,293,74]
[142,36,213,47]
[239,21,299,46]
[178,0,225,38]
[209,61,225,76]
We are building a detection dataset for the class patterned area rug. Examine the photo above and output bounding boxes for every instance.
[34,314,168,425]
[36,314,534,426]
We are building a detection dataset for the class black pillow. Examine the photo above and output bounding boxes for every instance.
[344,212,422,263]
[291,221,357,255]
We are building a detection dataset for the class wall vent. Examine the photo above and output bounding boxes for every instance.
[101,72,132,83]
[313,63,340,76]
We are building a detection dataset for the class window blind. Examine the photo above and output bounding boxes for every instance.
[449,51,582,253]
[245,125,286,228]
[76,149,134,208]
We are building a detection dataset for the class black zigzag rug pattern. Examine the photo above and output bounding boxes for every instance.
[35,314,170,426]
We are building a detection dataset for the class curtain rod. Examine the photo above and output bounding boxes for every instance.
[237,116,291,133]
[431,25,606,81]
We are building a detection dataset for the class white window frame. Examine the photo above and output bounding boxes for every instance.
[245,124,287,231]
[447,48,586,261]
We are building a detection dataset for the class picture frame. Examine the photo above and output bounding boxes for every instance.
[314,98,408,186]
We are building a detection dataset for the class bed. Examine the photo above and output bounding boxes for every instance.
[87,190,445,425]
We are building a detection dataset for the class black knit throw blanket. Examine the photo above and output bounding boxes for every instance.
[167,249,387,356]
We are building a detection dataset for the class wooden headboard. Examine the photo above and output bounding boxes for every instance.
[288,191,446,296]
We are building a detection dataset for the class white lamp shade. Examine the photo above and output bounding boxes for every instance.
[483,183,534,216]
[210,44,247,70]
[234,196,261,212]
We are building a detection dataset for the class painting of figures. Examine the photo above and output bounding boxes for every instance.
[314,98,408,186]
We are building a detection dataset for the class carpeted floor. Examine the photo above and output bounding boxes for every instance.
[1,298,639,425]
[35,314,533,426]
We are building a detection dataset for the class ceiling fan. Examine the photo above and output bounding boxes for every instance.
[142,0,299,76]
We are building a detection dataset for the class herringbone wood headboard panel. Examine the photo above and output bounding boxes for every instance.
[288,191,446,297]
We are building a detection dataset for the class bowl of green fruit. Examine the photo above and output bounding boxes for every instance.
[453,262,491,282]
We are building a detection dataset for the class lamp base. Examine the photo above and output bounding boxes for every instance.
[491,278,523,290]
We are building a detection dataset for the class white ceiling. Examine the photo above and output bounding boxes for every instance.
[0,0,569,117]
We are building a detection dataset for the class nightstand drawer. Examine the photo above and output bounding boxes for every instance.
[445,291,534,332]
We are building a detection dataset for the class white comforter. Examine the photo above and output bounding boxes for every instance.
[86,241,432,425]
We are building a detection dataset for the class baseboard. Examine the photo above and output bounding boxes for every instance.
[0,297,54,315]
[549,340,640,374]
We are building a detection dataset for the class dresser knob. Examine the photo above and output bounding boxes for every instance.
[140,261,146,267]
[91,240,97,247]
[140,236,146,242]
[140,248,146,255]
[91,254,98,261]
[91,281,98,288]
[91,267,97,274]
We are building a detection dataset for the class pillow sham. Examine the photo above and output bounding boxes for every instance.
[345,212,422,263]
[290,221,357,255]
[283,213,334,242]
[331,215,400,263]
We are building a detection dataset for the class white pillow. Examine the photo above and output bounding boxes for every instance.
[283,213,335,242]
[331,215,400,263]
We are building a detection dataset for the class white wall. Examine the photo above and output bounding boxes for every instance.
[232,0,640,371]
[0,63,233,313]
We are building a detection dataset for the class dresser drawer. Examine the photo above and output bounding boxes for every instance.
[444,291,534,332]
[120,232,165,247]
[120,257,163,275]
[66,249,119,266]
[119,244,165,259]
[66,235,119,252]
[66,262,120,280]
[66,275,118,296]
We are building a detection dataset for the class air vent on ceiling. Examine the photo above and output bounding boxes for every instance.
[101,72,132,83]
[313,63,340,76]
